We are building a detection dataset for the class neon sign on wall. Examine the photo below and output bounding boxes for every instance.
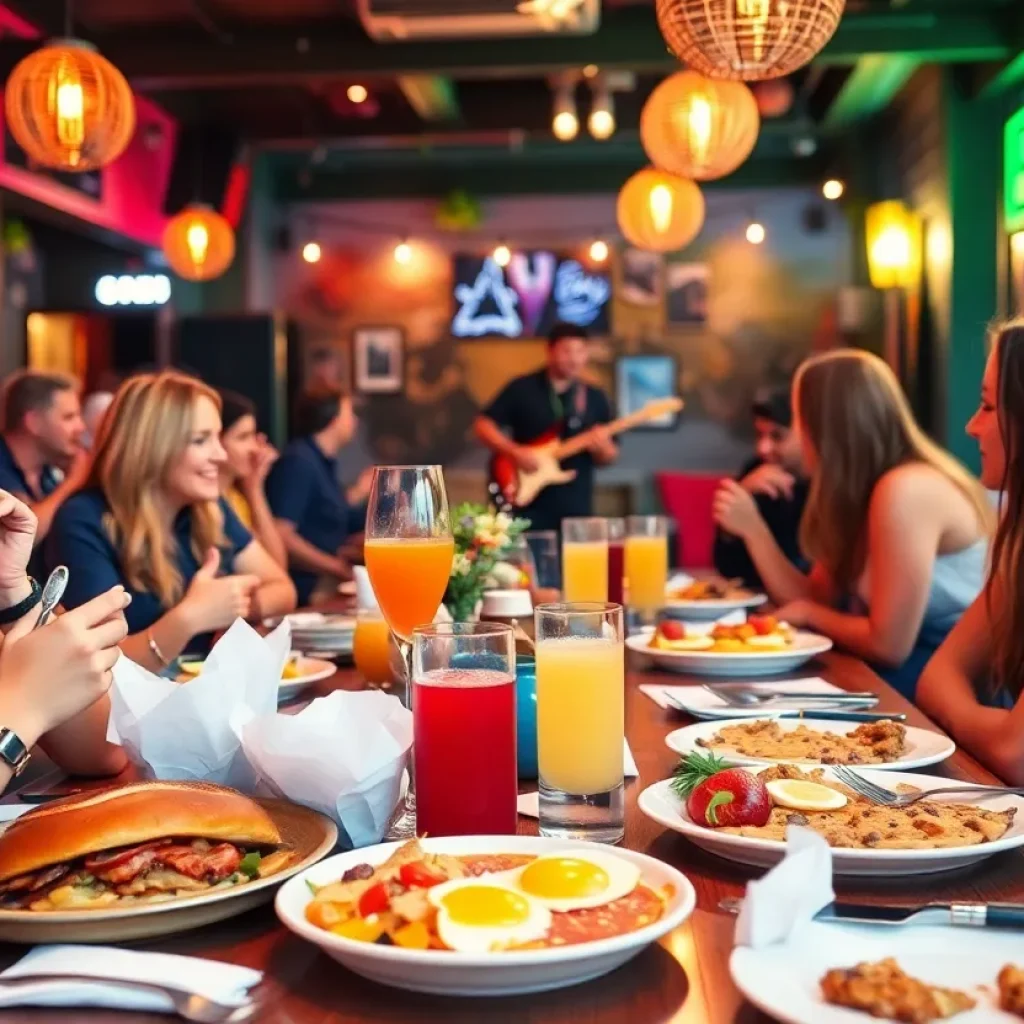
[451,251,611,339]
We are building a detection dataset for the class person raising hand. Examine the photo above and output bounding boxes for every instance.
[49,372,296,674]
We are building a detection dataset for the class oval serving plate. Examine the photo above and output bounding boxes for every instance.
[0,798,337,944]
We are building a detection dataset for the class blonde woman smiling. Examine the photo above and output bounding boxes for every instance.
[50,372,296,672]
[714,349,993,700]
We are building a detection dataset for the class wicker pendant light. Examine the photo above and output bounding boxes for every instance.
[617,168,705,253]
[162,205,236,282]
[641,71,759,181]
[5,39,135,171]
[655,0,846,81]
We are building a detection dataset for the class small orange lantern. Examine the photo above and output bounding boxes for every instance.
[5,39,135,172]
[616,168,705,253]
[162,205,235,282]
[641,71,760,182]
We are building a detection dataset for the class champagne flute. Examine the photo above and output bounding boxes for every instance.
[364,466,454,840]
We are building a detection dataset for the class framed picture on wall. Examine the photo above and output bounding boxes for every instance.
[615,354,680,430]
[620,249,663,307]
[666,263,709,325]
[353,326,404,394]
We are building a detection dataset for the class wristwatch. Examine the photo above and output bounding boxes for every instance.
[0,728,30,777]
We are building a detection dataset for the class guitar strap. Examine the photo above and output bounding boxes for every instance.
[549,380,585,433]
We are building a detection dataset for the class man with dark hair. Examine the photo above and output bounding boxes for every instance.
[474,322,617,531]
[713,388,808,588]
[267,388,372,605]
[0,370,86,546]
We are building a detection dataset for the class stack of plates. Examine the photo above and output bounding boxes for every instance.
[279,613,356,658]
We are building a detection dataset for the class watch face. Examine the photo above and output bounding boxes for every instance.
[0,729,29,775]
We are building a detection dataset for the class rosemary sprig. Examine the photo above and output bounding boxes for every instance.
[670,750,729,798]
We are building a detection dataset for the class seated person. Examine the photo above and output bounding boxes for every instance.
[218,389,287,568]
[267,389,372,606]
[918,320,1024,783]
[714,349,993,701]
[49,372,296,673]
[0,489,128,788]
[713,390,808,588]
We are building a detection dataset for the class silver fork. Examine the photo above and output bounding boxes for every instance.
[830,764,1024,807]
[0,975,261,1023]
[702,684,878,708]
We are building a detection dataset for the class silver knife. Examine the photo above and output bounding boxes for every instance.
[816,902,1024,929]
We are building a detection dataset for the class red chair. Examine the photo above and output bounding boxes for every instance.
[655,472,724,570]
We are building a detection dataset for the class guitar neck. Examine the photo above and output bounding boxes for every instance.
[554,407,663,460]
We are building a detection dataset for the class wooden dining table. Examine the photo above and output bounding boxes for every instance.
[0,649,1020,1024]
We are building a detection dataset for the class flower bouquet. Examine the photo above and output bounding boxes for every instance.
[445,503,530,622]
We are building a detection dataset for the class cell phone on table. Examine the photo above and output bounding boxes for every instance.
[15,775,118,803]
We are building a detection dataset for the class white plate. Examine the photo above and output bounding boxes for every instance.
[274,835,696,997]
[664,717,954,771]
[662,593,768,621]
[628,628,834,678]
[179,653,336,702]
[638,769,1024,876]
[730,920,1022,1022]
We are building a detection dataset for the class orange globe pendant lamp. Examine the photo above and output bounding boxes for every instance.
[616,168,705,253]
[655,0,846,81]
[5,39,135,172]
[641,71,760,181]
[162,205,236,282]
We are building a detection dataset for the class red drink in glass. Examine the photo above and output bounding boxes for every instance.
[414,668,517,836]
[608,540,625,605]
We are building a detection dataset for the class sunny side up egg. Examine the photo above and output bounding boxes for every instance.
[427,878,552,953]
[495,852,642,912]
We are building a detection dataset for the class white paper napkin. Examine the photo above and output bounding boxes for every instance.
[517,741,639,818]
[0,804,31,823]
[0,945,261,1014]
[106,619,289,788]
[734,827,835,949]
[641,677,845,712]
[242,689,412,849]
[352,566,379,611]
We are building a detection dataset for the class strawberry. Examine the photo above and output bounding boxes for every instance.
[671,752,772,828]
[658,620,686,641]
[748,614,778,636]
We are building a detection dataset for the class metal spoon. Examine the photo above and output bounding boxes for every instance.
[34,566,68,629]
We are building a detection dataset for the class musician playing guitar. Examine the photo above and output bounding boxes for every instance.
[473,323,617,531]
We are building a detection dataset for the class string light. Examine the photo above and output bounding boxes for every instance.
[493,243,512,267]
[822,179,845,201]
[347,84,368,104]
[394,241,412,264]
[746,221,766,244]
[588,78,615,140]
[589,240,609,262]
[302,242,322,263]
[552,83,579,141]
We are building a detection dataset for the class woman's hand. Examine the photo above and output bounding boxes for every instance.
[0,586,130,744]
[774,599,814,628]
[243,436,278,491]
[181,548,261,632]
[713,479,766,540]
[0,491,37,608]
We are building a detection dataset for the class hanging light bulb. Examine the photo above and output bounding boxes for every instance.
[347,84,368,104]
[302,242,322,263]
[822,178,845,201]
[588,80,615,140]
[394,240,412,264]
[649,184,674,235]
[493,243,512,267]
[552,83,579,141]
[186,222,210,265]
[746,221,766,244]
[589,239,609,262]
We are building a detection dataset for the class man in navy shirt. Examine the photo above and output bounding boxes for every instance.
[474,323,617,531]
[0,371,86,564]
[268,389,371,605]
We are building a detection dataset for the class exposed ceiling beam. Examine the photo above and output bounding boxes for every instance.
[977,3,1024,99]
[0,8,1008,90]
[396,75,461,122]
[823,54,922,131]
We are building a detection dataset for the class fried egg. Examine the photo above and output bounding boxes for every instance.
[497,851,642,912]
[427,878,551,953]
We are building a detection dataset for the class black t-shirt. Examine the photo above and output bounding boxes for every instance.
[485,369,612,531]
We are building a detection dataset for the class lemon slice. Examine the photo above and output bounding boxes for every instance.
[765,778,848,811]
[663,635,715,652]
[178,660,204,676]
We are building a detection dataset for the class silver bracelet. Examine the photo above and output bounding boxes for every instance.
[147,629,171,669]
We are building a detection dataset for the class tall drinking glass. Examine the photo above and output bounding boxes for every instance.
[625,515,668,626]
[535,602,624,843]
[524,530,560,590]
[364,466,454,839]
[607,518,625,606]
[412,622,517,837]
[353,609,394,687]
[562,518,608,602]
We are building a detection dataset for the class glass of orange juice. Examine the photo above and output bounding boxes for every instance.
[625,515,669,625]
[535,601,624,843]
[353,609,394,686]
[562,517,608,602]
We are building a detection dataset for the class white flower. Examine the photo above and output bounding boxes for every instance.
[494,512,512,531]
[452,553,473,577]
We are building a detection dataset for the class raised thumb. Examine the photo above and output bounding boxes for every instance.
[197,547,221,578]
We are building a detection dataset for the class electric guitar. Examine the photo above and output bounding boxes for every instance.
[488,397,684,509]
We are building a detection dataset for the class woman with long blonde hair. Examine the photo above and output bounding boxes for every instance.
[714,349,993,699]
[918,321,1024,782]
[49,371,296,672]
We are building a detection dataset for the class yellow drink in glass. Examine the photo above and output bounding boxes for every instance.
[562,541,608,602]
[536,636,624,794]
[625,534,669,613]
[353,612,394,684]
